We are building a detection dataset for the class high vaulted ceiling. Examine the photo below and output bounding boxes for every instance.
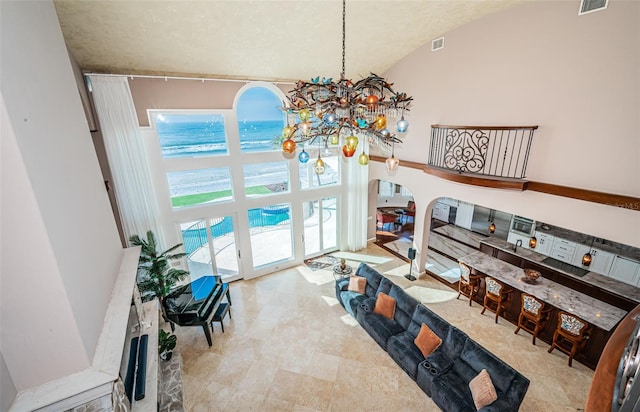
[54,0,525,83]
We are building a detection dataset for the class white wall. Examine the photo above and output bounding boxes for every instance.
[384,0,639,197]
[0,0,123,395]
[368,0,639,257]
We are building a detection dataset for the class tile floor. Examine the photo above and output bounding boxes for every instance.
[173,242,594,411]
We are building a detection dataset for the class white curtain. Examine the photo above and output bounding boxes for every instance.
[341,139,369,252]
[88,75,164,248]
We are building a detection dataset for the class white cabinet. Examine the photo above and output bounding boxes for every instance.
[609,256,640,285]
[532,231,554,256]
[590,248,616,275]
[550,238,576,263]
[507,232,531,250]
[432,202,450,222]
[572,244,591,267]
[571,245,616,275]
[455,201,474,230]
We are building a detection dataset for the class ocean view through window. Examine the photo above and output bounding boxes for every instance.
[147,83,341,280]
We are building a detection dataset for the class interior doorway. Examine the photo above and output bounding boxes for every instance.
[373,179,415,261]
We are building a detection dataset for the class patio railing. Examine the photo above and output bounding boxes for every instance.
[428,125,538,179]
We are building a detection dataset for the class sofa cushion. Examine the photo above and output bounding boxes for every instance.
[442,326,468,360]
[376,277,394,297]
[387,331,424,379]
[459,339,517,393]
[408,304,451,340]
[348,276,366,293]
[469,369,498,410]
[356,263,383,297]
[430,372,477,412]
[414,323,442,357]
[388,284,419,330]
[361,312,405,350]
[374,292,396,320]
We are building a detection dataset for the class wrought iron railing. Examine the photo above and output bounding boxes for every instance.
[428,125,538,179]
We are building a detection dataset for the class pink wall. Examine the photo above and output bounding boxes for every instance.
[129,77,292,126]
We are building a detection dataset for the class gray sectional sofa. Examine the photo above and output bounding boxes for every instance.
[335,263,530,412]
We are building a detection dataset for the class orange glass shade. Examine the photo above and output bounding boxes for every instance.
[282,138,296,154]
[529,237,537,249]
[342,144,356,157]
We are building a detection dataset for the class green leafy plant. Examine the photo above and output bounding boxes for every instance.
[129,230,189,316]
[158,328,177,361]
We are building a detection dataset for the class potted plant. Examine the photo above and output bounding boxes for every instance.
[129,230,189,319]
[158,328,177,361]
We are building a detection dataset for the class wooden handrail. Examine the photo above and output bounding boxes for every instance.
[431,124,539,130]
[370,157,640,212]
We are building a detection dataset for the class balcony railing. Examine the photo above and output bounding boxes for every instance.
[428,125,538,179]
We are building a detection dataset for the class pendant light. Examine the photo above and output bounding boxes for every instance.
[582,237,595,267]
[529,236,537,249]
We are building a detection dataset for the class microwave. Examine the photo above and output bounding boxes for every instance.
[510,215,536,237]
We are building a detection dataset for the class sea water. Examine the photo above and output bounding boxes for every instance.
[156,118,283,157]
[157,118,285,196]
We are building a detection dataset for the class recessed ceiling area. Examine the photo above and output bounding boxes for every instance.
[54,0,525,82]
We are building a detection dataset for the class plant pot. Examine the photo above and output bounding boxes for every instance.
[160,351,173,361]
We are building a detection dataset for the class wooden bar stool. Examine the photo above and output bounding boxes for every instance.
[514,293,552,345]
[481,277,512,323]
[456,261,480,306]
[548,311,592,367]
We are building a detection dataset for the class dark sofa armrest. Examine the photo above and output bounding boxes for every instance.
[337,277,350,291]
[478,397,517,412]
[421,350,454,376]
[360,296,376,313]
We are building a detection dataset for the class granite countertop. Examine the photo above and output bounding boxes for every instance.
[432,225,486,250]
[461,251,627,331]
[481,237,640,304]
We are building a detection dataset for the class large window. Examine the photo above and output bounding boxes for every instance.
[243,161,289,197]
[155,113,228,158]
[237,87,284,153]
[167,167,233,208]
[147,82,341,281]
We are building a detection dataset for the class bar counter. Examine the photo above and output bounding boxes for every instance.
[461,251,627,331]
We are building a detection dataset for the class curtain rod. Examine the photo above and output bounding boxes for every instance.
[83,72,295,85]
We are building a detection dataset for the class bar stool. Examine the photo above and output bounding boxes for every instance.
[548,311,592,367]
[456,261,479,306]
[514,294,552,345]
[481,277,512,323]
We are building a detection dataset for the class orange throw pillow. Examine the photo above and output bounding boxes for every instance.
[414,323,442,357]
[348,276,367,294]
[469,369,498,410]
[373,292,396,320]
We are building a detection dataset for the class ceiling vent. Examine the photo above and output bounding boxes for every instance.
[579,0,608,15]
[432,37,444,52]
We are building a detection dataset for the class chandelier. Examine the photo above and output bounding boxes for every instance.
[280,0,413,174]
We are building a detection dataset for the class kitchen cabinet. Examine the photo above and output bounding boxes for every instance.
[590,248,616,275]
[609,256,640,285]
[550,238,577,263]
[432,202,450,222]
[532,231,554,256]
[455,201,474,230]
[570,245,614,275]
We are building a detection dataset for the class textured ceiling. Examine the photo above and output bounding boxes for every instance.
[54,0,525,82]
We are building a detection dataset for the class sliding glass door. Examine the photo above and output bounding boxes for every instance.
[179,214,241,282]
[303,196,338,258]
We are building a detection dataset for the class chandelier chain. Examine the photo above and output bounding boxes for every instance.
[342,0,346,79]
